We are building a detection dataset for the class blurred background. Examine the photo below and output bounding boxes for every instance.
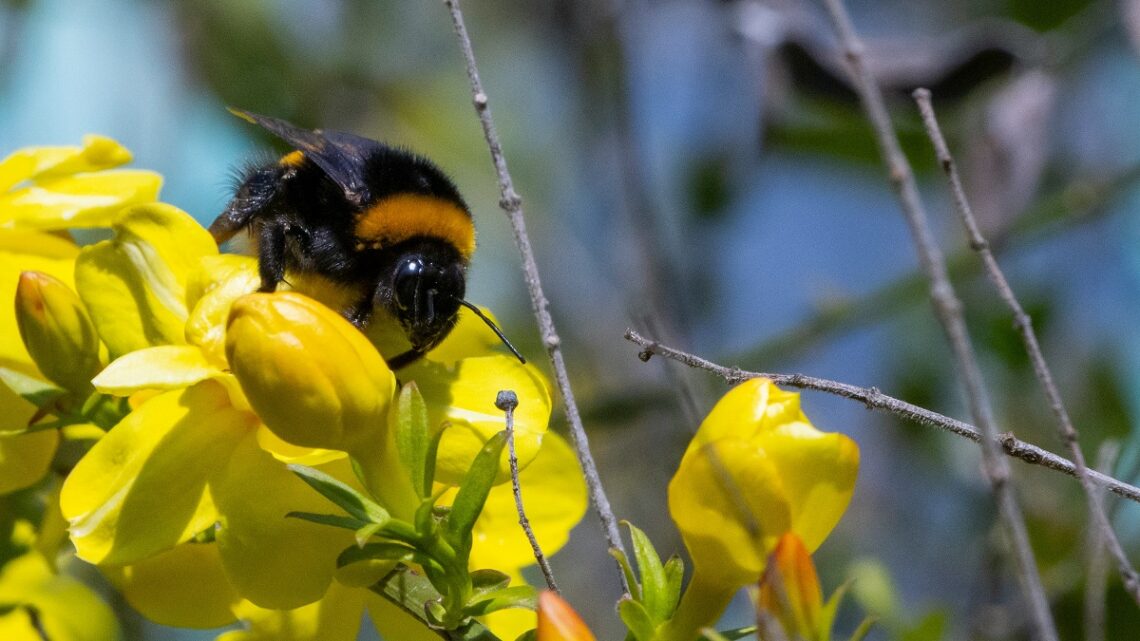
[3,0,1140,639]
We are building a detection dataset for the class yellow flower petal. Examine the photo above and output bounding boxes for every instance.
[0,135,133,192]
[184,255,260,367]
[0,430,59,494]
[669,438,792,586]
[754,422,859,553]
[107,541,239,629]
[92,345,221,395]
[0,170,162,230]
[409,354,551,485]
[225,292,396,453]
[219,580,367,641]
[464,433,586,571]
[0,159,161,226]
[75,203,217,358]
[60,381,256,565]
[0,553,122,641]
[213,433,356,609]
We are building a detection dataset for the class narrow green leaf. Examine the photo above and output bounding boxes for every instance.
[288,464,389,524]
[704,626,756,640]
[849,616,877,641]
[0,367,67,409]
[395,383,432,497]
[286,511,369,531]
[337,542,417,568]
[625,521,668,622]
[470,569,512,597]
[370,566,503,640]
[609,547,641,602]
[618,597,656,641]
[355,522,385,547]
[663,554,684,615]
[513,631,536,641]
[445,431,508,555]
[819,580,851,640]
[465,585,537,616]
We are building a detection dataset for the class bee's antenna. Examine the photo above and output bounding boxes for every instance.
[456,299,526,364]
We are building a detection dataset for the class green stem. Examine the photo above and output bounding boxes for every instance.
[654,568,739,641]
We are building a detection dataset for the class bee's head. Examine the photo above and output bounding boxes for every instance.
[386,243,466,353]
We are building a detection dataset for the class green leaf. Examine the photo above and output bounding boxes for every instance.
[0,367,67,410]
[445,431,508,555]
[471,569,512,597]
[609,548,641,602]
[370,565,502,640]
[465,585,537,616]
[355,522,385,547]
[900,611,948,641]
[703,627,756,641]
[663,554,684,615]
[625,521,669,622]
[819,580,851,640]
[337,542,417,568]
[395,382,435,497]
[618,598,656,641]
[288,463,390,524]
[514,631,536,641]
[285,511,369,531]
[849,616,877,641]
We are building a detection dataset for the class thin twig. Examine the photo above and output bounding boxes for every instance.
[914,89,1140,605]
[496,390,559,593]
[442,0,630,594]
[820,2,1057,638]
[1085,441,1119,641]
[624,330,1140,504]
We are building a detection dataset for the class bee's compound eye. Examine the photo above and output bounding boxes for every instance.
[393,257,425,313]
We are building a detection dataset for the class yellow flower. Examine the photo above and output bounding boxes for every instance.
[0,552,122,641]
[670,378,858,586]
[658,378,858,641]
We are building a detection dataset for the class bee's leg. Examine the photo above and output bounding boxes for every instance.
[257,222,287,292]
[346,295,374,329]
[386,348,425,370]
[210,166,282,244]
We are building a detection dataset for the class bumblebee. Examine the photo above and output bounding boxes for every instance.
[210,109,522,368]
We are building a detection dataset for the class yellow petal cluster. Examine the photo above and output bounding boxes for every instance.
[0,137,581,639]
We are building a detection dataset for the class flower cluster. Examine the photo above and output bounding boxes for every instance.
[0,138,586,641]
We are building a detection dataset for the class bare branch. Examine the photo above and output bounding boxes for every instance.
[820,1,1056,637]
[442,0,630,594]
[914,88,1140,605]
[624,329,1140,505]
[496,390,558,593]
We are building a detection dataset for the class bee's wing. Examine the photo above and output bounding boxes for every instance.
[229,108,379,206]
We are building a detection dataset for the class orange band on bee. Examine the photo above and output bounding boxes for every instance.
[278,150,305,167]
[354,193,475,258]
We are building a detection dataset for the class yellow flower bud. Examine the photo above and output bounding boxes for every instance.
[15,270,101,396]
[225,292,396,453]
[668,377,858,588]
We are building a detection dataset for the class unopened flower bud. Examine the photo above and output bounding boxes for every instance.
[15,271,101,395]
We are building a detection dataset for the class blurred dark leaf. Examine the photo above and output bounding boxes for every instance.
[1009,0,1094,32]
